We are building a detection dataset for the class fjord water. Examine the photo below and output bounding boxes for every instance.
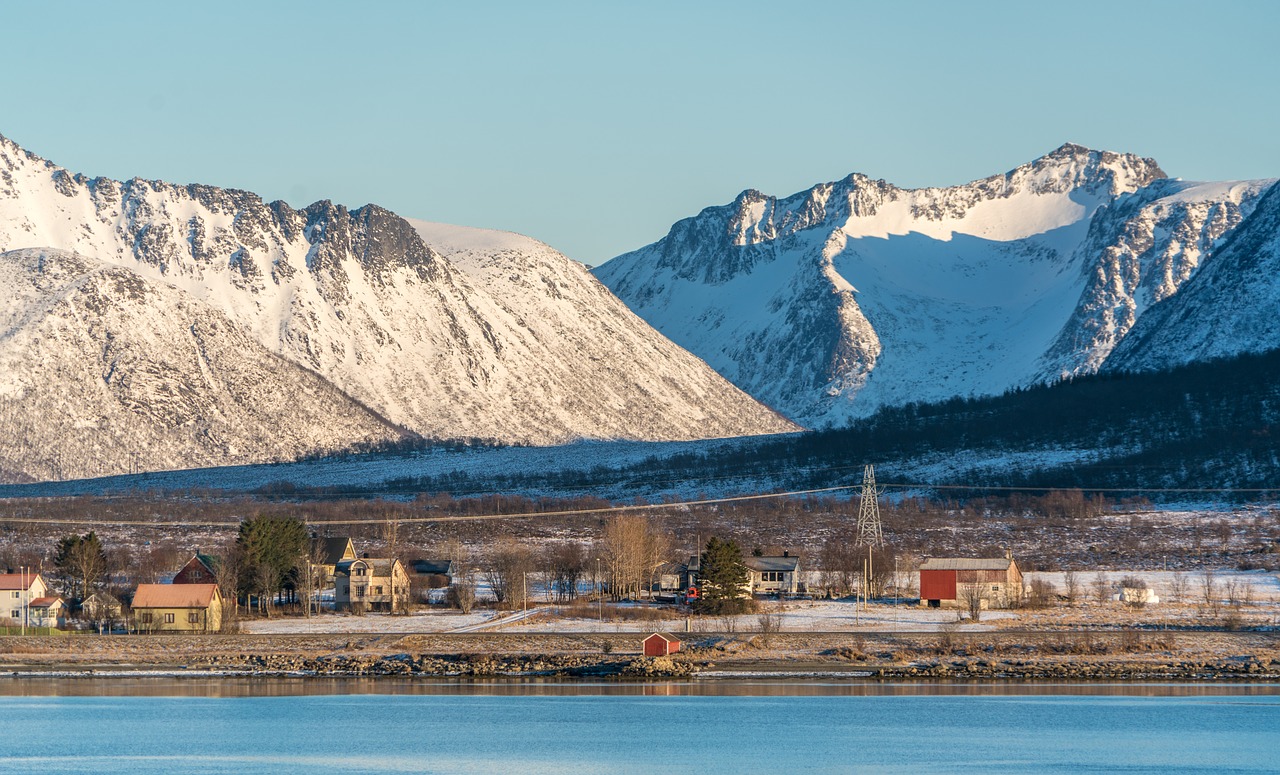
[0,680,1276,773]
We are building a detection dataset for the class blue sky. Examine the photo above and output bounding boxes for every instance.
[4,1,1277,265]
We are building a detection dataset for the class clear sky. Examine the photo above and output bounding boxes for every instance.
[4,1,1277,265]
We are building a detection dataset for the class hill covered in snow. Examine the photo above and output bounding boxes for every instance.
[0,135,794,482]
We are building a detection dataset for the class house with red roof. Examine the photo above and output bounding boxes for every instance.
[0,571,62,630]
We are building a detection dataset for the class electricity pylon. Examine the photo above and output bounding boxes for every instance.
[855,464,885,548]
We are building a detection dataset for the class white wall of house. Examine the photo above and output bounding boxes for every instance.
[3,575,47,628]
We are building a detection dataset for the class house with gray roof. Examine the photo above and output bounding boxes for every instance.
[744,552,803,596]
[335,557,409,613]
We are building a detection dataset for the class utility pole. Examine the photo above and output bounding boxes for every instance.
[855,464,885,548]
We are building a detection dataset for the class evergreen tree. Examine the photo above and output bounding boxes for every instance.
[54,531,106,601]
[697,536,749,614]
[236,515,308,608]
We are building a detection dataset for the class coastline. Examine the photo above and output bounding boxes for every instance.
[3,630,1278,683]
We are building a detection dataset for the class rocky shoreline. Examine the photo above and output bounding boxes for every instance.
[4,630,1279,682]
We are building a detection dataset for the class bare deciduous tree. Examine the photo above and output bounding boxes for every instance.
[484,538,533,609]
[1062,570,1079,606]
[598,515,669,601]
[1168,571,1188,603]
[1091,572,1111,605]
[961,584,985,622]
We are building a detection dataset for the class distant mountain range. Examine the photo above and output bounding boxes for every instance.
[595,144,1277,427]
[0,135,793,482]
[4,133,1279,488]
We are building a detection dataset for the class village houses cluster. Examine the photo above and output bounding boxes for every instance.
[4,523,1087,635]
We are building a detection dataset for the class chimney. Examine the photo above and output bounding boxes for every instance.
[783,550,790,557]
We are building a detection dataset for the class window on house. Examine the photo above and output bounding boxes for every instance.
[354,586,366,597]
[164,613,175,624]
[991,585,1000,592]
[188,613,200,624]
[140,613,153,624]
[10,610,19,618]
[355,567,366,576]
[11,591,19,598]
[374,586,383,595]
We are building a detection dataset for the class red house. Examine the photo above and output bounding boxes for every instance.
[643,632,682,657]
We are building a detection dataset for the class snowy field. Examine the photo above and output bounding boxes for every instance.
[239,599,1015,636]
[237,568,1280,637]
[1023,569,1280,603]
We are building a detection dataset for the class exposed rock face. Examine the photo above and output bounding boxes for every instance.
[596,143,1276,426]
[1103,183,1280,372]
[0,135,794,481]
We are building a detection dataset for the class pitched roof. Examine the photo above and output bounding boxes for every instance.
[745,555,801,572]
[28,597,62,608]
[312,537,356,565]
[644,632,681,643]
[335,558,402,577]
[919,557,1016,571]
[132,583,221,609]
[411,559,455,575]
[0,573,42,591]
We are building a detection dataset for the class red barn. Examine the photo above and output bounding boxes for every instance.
[643,632,682,657]
[919,555,1023,609]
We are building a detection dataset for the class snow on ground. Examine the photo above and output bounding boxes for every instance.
[510,599,1013,634]
[238,599,1013,636]
[241,610,501,635]
[1024,569,1280,603]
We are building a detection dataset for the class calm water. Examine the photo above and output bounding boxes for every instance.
[0,679,1277,773]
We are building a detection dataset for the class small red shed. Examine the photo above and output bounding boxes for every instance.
[643,632,682,657]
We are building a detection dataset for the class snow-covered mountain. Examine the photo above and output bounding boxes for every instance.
[1103,182,1280,372]
[595,144,1276,426]
[0,248,408,482]
[0,135,794,481]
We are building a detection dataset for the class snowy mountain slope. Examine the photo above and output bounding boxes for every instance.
[0,248,409,482]
[0,134,794,475]
[595,143,1275,425]
[408,219,797,439]
[1103,182,1280,372]
[1039,178,1272,379]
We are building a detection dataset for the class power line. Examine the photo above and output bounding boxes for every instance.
[0,483,869,528]
[0,480,1274,530]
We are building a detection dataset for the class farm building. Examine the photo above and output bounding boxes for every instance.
[643,632,681,656]
[919,555,1023,609]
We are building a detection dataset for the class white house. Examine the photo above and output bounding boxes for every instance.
[0,571,53,629]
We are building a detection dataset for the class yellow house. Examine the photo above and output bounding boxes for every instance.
[132,583,223,633]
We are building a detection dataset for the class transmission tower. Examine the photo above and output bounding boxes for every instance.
[855,464,885,548]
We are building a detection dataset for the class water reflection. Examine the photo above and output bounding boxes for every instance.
[1,675,1277,699]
